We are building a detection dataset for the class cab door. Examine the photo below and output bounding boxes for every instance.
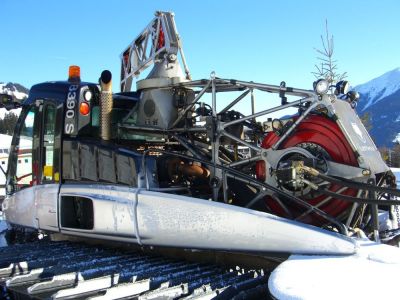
[3,105,39,228]
[4,101,61,232]
[35,101,61,231]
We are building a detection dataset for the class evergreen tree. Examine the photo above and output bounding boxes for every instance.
[0,112,18,135]
[392,144,400,168]
[360,112,372,132]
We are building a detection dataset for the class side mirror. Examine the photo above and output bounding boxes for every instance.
[0,93,22,110]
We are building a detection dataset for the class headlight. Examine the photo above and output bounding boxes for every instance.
[335,80,350,95]
[347,90,360,102]
[83,90,93,101]
[313,79,329,95]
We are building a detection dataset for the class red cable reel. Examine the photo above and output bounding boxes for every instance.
[256,114,359,226]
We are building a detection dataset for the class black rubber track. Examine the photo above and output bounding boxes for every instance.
[0,240,272,300]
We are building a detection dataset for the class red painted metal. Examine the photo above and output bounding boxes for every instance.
[257,114,358,225]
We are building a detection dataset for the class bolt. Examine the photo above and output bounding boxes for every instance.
[168,54,177,62]
[210,177,220,188]
[362,169,371,176]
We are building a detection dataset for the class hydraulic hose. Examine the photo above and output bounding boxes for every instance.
[316,172,400,198]
[319,189,400,206]
[299,165,400,206]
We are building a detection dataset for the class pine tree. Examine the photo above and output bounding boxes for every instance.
[360,112,372,132]
[392,144,400,168]
[0,112,19,135]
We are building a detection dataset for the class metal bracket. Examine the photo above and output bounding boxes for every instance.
[279,81,287,105]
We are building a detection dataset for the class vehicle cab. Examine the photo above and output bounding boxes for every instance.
[1,66,158,240]
[3,78,97,230]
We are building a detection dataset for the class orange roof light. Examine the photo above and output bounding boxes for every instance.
[68,65,81,81]
[79,102,90,115]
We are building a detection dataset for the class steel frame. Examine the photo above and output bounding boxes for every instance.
[119,75,399,238]
[121,76,364,233]
[170,77,316,204]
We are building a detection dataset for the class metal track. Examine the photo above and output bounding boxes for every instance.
[0,240,271,299]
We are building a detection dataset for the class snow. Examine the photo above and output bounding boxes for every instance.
[1,135,14,197]
[355,67,400,111]
[0,107,21,119]
[0,217,8,247]
[392,168,400,185]
[393,133,400,144]
[0,133,31,152]
[0,134,13,147]
[268,239,400,300]
[0,82,26,118]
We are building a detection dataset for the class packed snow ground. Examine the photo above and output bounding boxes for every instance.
[269,168,400,299]
[268,239,400,300]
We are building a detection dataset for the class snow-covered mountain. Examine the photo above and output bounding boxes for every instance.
[0,82,29,101]
[356,68,400,112]
[355,68,400,147]
[0,82,28,118]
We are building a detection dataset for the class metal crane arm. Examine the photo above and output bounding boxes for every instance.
[120,11,191,92]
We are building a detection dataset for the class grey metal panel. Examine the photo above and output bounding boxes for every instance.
[59,185,139,239]
[136,89,177,129]
[59,184,357,255]
[332,100,389,174]
[116,154,137,186]
[2,186,38,229]
[35,184,59,232]
[136,190,357,255]
[80,143,98,181]
[61,140,72,180]
[98,148,117,183]
[63,141,141,187]
[62,140,80,180]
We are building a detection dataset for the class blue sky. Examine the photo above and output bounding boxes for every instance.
[1,0,399,91]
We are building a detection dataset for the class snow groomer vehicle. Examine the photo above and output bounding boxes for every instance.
[1,11,400,264]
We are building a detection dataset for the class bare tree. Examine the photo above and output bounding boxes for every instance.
[312,20,347,84]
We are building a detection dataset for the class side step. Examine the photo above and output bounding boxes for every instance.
[0,240,272,299]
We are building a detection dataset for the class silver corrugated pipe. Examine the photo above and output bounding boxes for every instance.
[100,70,113,140]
